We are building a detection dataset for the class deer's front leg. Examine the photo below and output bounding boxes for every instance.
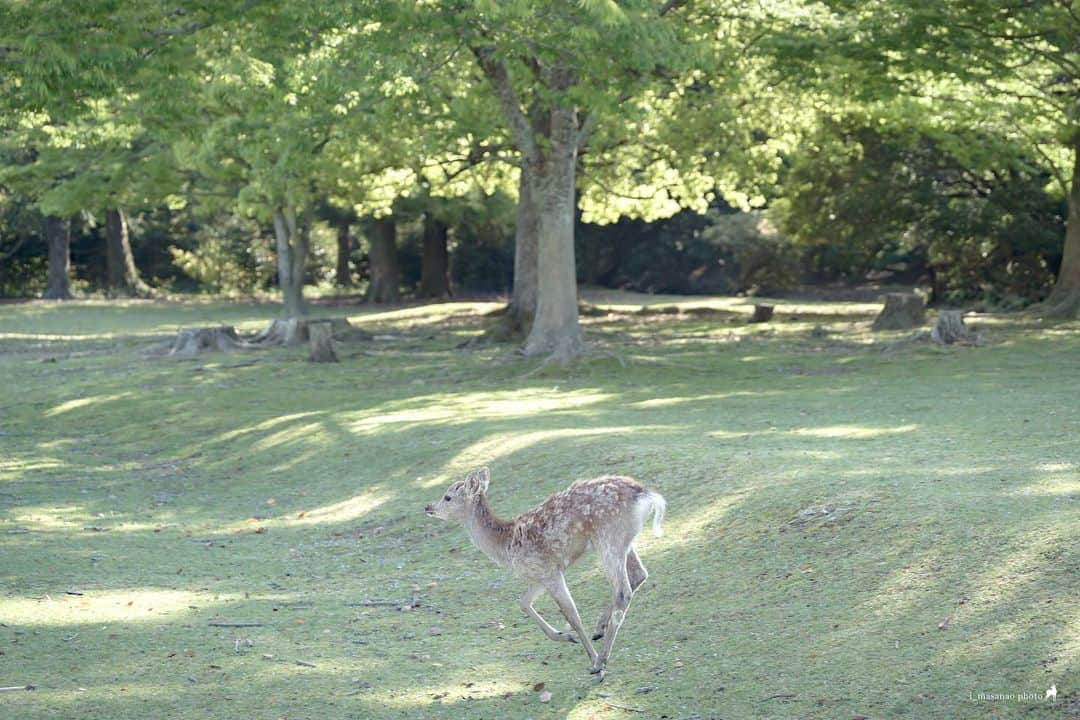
[520,584,576,643]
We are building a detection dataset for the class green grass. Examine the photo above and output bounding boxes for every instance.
[1,293,1077,719]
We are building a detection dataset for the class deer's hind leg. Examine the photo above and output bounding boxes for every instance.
[592,545,635,674]
[593,546,647,640]
[544,572,598,667]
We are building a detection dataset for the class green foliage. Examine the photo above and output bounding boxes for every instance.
[578,207,799,295]
[775,121,1064,304]
[168,215,276,295]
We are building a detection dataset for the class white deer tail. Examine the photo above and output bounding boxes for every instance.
[645,491,666,537]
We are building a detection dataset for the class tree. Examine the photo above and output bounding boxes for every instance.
[821,0,1080,316]
[379,2,703,359]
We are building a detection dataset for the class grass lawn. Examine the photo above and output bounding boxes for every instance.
[1,293,1077,719]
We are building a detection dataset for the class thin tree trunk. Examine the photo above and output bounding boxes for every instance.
[104,209,150,297]
[1043,139,1080,318]
[510,167,539,330]
[272,204,307,318]
[366,216,400,304]
[335,219,353,287]
[418,214,452,298]
[42,216,72,300]
[523,103,583,360]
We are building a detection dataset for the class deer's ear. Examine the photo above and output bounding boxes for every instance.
[465,467,490,496]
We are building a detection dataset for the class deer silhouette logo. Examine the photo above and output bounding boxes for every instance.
[1045,685,1057,703]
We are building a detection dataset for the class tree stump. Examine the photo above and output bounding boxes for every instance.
[308,322,338,362]
[872,293,926,331]
[169,326,248,356]
[252,318,307,346]
[931,310,975,345]
[749,304,774,323]
[252,317,366,347]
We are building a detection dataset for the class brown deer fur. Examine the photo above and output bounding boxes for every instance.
[425,467,666,676]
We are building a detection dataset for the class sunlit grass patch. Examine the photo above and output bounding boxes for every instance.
[0,589,243,625]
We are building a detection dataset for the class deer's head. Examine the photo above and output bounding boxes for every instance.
[425,467,490,522]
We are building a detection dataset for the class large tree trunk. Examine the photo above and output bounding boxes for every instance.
[1043,140,1080,318]
[105,209,150,297]
[272,204,308,318]
[523,102,583,360]
[335,219,353,288]
[418,214,452,299]
[42,216,72,300]
[366,216,401,304]
[510,167,539,330]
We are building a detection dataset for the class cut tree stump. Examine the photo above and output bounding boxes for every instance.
[749,304,774,323]
[169,326,250,356]
[931,310,979,345]
[167,316,368,357]
[252,318,308,346]
[308,321,338,362]
[872,293,926,331]
[251,316,367,347]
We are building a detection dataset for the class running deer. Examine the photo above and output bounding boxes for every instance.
[425,467,666,677]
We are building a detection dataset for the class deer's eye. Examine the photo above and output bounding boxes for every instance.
[444,495,451,501]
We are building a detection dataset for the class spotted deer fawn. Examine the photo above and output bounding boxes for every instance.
[425,467,666,677]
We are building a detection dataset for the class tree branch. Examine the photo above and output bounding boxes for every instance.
[659,0,688,17]
[470,46,536,158]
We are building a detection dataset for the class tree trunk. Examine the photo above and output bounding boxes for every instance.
[272,204,308,318]
[523,103,584,360]
[418,214,452,298]
[42,216,72,300]
[1043,139,1080,318]
[105,209,150,297]
[366,216,401,304]
[510,167,539,330]
[335,220,353,287]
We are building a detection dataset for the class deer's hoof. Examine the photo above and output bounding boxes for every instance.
[590,667,606,682]
[565,633,579,644]
[591,632,604,641]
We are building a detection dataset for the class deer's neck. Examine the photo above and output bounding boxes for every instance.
[464,495,513,567]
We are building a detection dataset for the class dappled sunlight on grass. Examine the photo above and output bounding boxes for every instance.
[629,390,779,408]
[0,589,243,625]
[251,422,327,453]
[7,505,89,531]
[0,456,67,480]
[45,392,135,417]
[361,676,524,709]
[346,389,616,437]
[655,490,749,550]
[347,300,503,326]
[243,489,387,529]
[445,425,673,477]
[217,411,326,443]
[583,289,882,317]
[790,423,919,439]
